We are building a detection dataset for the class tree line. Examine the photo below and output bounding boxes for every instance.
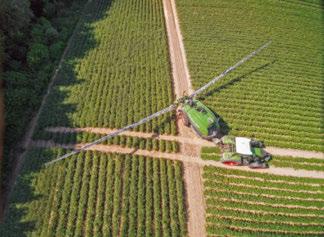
[0,0,86,198]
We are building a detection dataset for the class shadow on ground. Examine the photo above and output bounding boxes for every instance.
[0,0,113,235]
[197,61,276,136]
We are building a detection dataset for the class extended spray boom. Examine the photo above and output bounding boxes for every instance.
[45,40,271,166]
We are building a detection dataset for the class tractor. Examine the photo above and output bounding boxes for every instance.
[220,135,271,168]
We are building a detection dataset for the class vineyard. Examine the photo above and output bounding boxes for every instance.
[1,0,323,236]
[1,0,188,236]
[176,0,324,151]
[200,146,324,172]
[34,0,176,138]
[203,166,324,236]
[2,149,187,236]
[37,130,180,153]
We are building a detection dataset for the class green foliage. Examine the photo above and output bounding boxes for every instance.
[35,0,177,136]
[271,156,324,172]
[31,17,58,45]
[176,0,324,151]
[80,133,179,154]
[203,166,324,236]
[2,0,87,185]
[49,41,64,61]
[0,149,187,236]
[200,146,221,161]
[27,43,49,68]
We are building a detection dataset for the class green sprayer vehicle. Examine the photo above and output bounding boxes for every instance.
[178,99,221,140]
[46,41,272,166]
[220,135,272,169]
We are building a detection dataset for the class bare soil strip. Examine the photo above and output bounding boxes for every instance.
[205,180,324,194]
[266,146,324,159]
[46,127,214,147]
[207,223,324,235]
[46,127,324,160]
[32,140,324,179]
[162,0,192,97]
[205,188,324,202]
[162,0,206,235]
[206,214,324,226]
[210,206,324,218]
[207,173,323,187]
[209,199,324,211]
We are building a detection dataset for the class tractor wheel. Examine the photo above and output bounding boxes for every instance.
[249,161,268,169]
[241,157,250,166]
[222,161,241,166]
[179,110,190,127]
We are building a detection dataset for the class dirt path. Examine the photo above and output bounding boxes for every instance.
[163,0,192,96]
[162,0,206,236]
[266,147,324,159]
[46,127,324,160]
[32,140,324,179]
[46,127,215,147]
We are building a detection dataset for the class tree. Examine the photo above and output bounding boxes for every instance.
[27,42,49,68]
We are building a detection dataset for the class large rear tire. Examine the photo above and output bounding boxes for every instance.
[249,161,268,169]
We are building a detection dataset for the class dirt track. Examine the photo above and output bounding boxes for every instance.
[162,0,205,235]
[32,140,324,179]
[46,127,324,160]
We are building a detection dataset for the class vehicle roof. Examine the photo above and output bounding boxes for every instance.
[235,137,252,155]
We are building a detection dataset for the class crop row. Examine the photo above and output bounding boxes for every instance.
[270,156,324,172]
[2,148,187,236]
[200,146,220,161]
[34,130,180,153]
[35,0,176,136]
[176,0,323,151]
[203,166,324,236]
[204,166,324,185]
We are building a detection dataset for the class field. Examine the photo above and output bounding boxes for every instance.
[1,0,323,236]
[203,166,324,236]
[37,130,180,153]
[200,146,324,172]
[176,0,324,151]
[34,0,176,138]
[2,149,187,237]
[1,0,187,236]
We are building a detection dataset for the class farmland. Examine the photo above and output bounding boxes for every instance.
[34,0,176,138]
[200,146,324,172]
[37,130,180,153]
[2,149,187,237]
[1,0,188,235]
[1,0,323,236]
[203,166,324,236]
[176,0,324,151]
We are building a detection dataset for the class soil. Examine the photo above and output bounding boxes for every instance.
[32,140,324,179]
[46,127,324,160]
[162,0,206,236]
[266,146,324,159]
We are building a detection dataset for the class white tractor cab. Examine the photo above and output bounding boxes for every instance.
[220,136,271,169]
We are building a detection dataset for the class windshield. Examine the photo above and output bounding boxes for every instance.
[208,124,217,136]
[197,107,207,113]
